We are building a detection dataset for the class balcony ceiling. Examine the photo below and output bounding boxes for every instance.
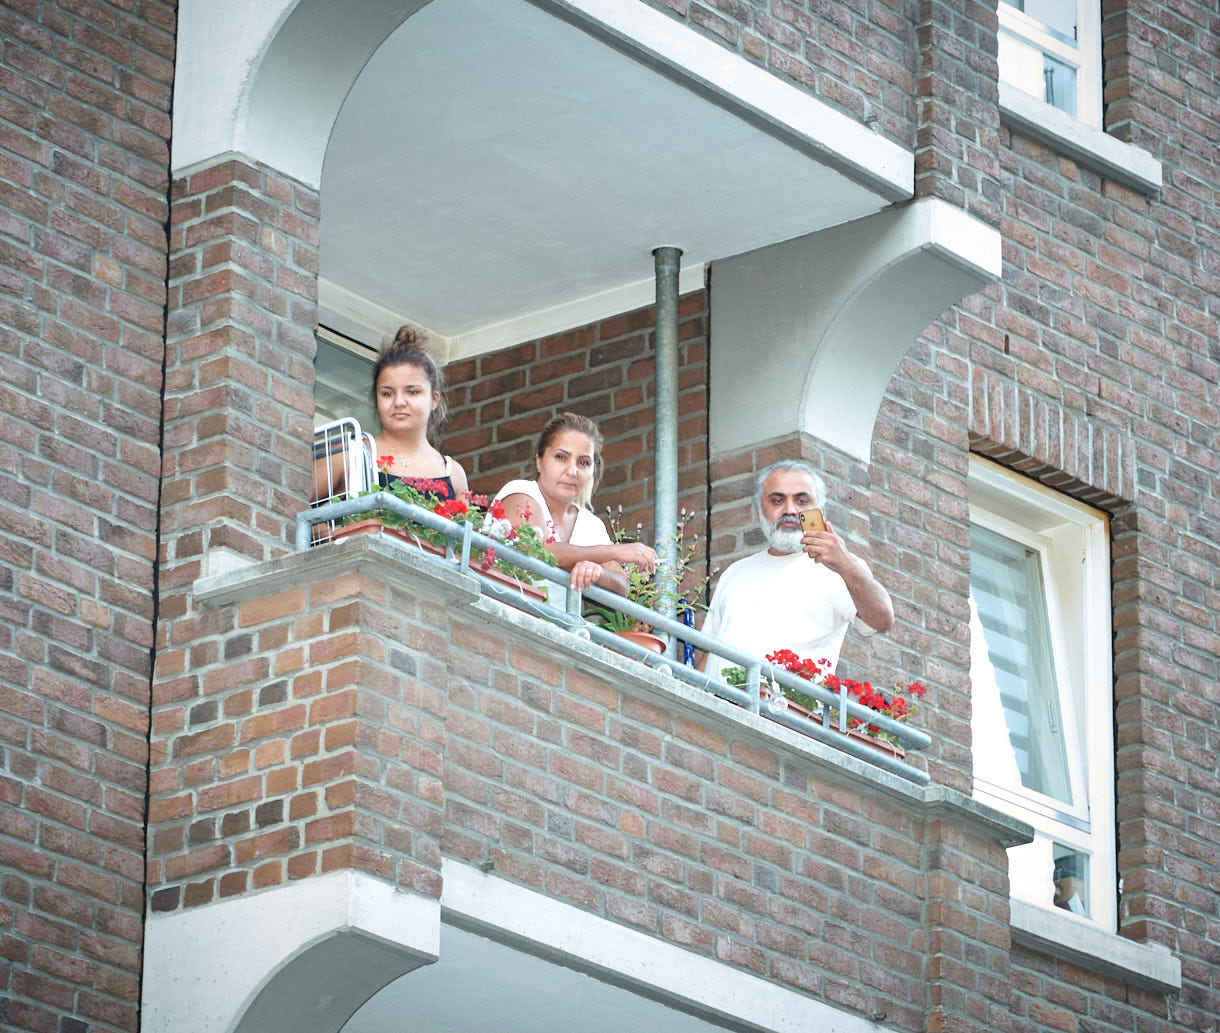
[317,0,910,354]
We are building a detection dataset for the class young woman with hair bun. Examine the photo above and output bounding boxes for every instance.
[314,325,468,504]
[493,412,658,596]
[369,326,468,501]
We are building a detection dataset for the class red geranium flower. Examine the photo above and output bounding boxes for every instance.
[761,648,925,743]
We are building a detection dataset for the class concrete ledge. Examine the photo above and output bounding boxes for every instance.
[440,860,885,1033]
[142,870,440,1033]
[1000,85,1162,194]
[922,786,1033,850]
[1010,899,1181,993]
[194,531,483,609]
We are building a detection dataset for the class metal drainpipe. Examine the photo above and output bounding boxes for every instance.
[652,245,682,652]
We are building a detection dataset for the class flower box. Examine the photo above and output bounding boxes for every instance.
[724,651,924,759]
[330,517,547,602]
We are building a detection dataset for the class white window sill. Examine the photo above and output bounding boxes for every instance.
[1010,899,1180,993]
[999,84,1162,195]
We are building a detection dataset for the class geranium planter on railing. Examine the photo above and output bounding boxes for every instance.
[725,650,925,759]
[328,515,548,602]
[325,468,558,605]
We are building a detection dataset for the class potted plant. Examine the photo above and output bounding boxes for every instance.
[585,508,713,654]
[720,664,821,722]
[331,462,557,600]
[723,649,926,757]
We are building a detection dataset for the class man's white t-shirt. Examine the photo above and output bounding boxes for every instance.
[701,549,862,680]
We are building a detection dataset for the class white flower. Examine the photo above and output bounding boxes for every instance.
[484,516,514,541]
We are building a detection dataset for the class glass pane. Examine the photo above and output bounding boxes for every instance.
[1053,845,1090,917]
[315,335,378,432]
[969,525,1073,804]
[997,32,1078,117]
[1042,54,1077,117]
[1023,0,1076,43]
[1000,0,1076,43]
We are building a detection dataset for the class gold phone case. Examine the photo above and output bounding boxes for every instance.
[798,508,825,533]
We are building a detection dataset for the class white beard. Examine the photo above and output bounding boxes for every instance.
[762,518,803,554]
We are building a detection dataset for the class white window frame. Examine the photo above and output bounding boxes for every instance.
[968,456,1115,932]
[315,325,379,430]
[997,0,1101,127]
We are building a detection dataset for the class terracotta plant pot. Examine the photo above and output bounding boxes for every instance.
[759,686,906,757]
[760,683,820,723]
[615,629,667,654]
[329,517,444,553]
[477,564,549,602]
[845,726,905,759]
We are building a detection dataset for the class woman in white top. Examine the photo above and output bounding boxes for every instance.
[494,412,658,595]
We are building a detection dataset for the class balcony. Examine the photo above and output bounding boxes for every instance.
[143,511,1029,1033]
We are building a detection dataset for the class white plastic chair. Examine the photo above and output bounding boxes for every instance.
[311,417,376,543]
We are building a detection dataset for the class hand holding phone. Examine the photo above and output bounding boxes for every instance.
[798,508,825,533]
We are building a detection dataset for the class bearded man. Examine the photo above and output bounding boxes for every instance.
[698,460,893,681]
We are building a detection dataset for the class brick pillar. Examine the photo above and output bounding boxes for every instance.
[148,156,323,911]
[163,157,319,576]
[923,816,1016,1033]
[1100,3,1164,158]
[147,560,447,913]
[914,0,1002,228]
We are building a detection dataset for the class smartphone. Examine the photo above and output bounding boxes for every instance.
[798,507,825,533]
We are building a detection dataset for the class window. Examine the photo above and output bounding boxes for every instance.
[315,326,378,431]
[998,0,1100,126]
[968,456,1115,930]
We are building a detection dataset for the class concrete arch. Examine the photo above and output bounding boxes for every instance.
[710,198,1002,463]
[232,927,432,1033]
[174,0,433,184]
[142,871,439,1033]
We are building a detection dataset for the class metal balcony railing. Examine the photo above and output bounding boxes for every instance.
[297,494,931,784]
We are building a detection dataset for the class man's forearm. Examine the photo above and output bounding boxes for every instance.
[840,558,894,632]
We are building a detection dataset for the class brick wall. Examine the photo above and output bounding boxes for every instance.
[163,157,319,570]
[0,2,174,1031]
[149,557,448,910]
[443,291,710,585]
[867,0,1220,1028]
[637,0,917,144]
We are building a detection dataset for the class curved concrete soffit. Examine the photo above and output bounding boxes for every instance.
[238,0,435,186]
[140,871,439,1033]
[186,0,913,196]
[801,198,1002,461]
